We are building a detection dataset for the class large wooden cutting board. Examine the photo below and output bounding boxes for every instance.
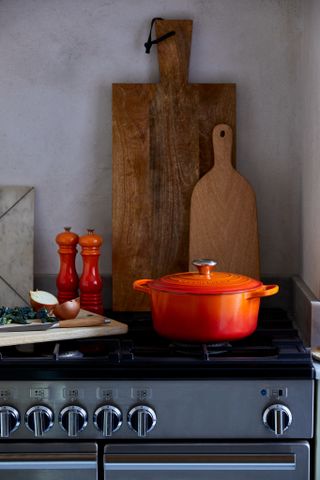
[189,124,260,279]
[0,309,128,347]
[112,19,236,311]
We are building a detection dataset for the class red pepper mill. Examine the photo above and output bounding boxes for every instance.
[56,227,79,303]
[79,229,103,314]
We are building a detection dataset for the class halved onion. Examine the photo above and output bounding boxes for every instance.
[53,297,80,320]
[29,290,58,313]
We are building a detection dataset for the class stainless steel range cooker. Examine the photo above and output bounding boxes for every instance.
[0,308,314,479]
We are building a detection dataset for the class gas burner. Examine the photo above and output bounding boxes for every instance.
[172,341,232,359]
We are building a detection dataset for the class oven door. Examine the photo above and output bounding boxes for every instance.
[0,443,97,480]
[104,442,310,480]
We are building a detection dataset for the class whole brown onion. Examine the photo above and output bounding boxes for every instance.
[53,297,81,320]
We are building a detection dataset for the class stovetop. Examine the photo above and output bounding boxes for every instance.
[0,308,314,380]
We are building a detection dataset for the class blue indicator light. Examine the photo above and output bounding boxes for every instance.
[261,389,267,396]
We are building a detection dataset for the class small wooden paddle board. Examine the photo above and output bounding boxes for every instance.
[189,124,260,279]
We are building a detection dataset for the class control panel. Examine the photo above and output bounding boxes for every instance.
[0,379,312,440]
[0,381,158,439]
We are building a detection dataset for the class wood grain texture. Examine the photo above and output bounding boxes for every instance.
[149,83,199,277]
[189,124,260,279]
[112,20,236,311]
[0,309,128,347]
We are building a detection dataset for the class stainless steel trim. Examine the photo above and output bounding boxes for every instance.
[68,409,78,437]
[59,406,88,437]
[0,444,97,471]
[105,454,296,464]
[137,409,146,437]
[127,405,157,437]
[105,462,296,471]
[34,410,44,437]
[0,461,96,470]
[105,408,113,437]
[0,411,9,438]
[25,406,54,437]
[0,406,20,437]
[93,405,122,437]
[0,453,96,461]
[105,453,296,471]
[263,404,293,436]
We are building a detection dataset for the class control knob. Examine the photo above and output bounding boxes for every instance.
[25,405,54,437]
[0,406,20,437]
[59,405,87,437]
[94,405,122,437]
[128,405,157,437]
[263,404,292,435]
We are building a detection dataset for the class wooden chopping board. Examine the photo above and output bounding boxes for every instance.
[0,309,128,347]
[189,124,260,279]
[112,19,236,311]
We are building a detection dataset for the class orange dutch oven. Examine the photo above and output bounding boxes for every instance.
[133,259,279,342]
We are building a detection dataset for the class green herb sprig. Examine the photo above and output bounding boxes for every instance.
[0,306,55,325]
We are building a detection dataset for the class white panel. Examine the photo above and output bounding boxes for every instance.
[0,186,34,306]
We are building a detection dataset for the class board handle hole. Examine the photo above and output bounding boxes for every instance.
[220,130,225,137]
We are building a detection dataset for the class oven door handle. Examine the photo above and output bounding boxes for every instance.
[0,453,97,470]
[0,461,97,470]
[105,453,296,471]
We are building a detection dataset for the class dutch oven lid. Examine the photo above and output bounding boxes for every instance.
[151,259,262,294]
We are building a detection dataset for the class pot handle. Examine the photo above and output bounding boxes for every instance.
[133,279,153,295]
[245,284,279,300]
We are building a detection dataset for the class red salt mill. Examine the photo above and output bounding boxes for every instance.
[56,227,79,303]
[79,229,103,314]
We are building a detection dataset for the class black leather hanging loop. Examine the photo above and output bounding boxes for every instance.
[144,17,176,54]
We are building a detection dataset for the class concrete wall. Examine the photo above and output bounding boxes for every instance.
[301,0,320,298]
[0,0,302,279]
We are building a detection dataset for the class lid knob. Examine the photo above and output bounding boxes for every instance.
[192,259,217,276]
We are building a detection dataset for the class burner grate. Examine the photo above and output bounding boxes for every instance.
[172,342,232,359]
[0,308,313,382]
